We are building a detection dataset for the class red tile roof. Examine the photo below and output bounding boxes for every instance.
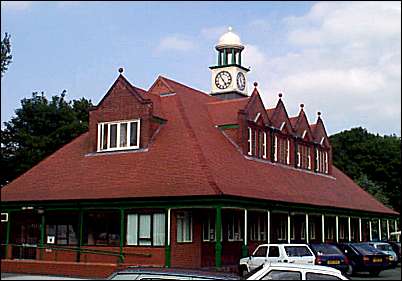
[207,98,249,126]
[1,76,397,215]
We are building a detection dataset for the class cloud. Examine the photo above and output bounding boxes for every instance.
[1,1,32,10]
[155,35,195,53]
[244,1,401,136]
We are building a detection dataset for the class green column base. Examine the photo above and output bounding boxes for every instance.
[215,242,222,268]
[242,244,249,258]
[165,245,171,268]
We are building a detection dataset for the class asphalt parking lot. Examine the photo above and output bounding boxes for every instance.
[350,266,401,280]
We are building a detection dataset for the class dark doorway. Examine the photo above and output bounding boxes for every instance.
[10,212,40,260]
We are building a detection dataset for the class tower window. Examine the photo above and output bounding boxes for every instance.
[97,119,140,152]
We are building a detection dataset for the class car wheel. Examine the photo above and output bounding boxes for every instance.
[239,266,249,278]
[346,263,354,276]
[369,270,381,277]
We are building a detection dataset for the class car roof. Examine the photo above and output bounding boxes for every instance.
[265,263,341,273]
[111,267,239,279]
[257,244,310,247]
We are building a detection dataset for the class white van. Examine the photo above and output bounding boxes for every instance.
[239,244,316,276]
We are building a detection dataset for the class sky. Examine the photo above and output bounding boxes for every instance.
[1,1,401,136]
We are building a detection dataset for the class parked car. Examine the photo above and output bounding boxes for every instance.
[239,244,315,277]
[246,263,349,280]
[107,267,240,280]
[334,243,389,277]
[366,242,398,268]
[387,241,401,262]
[309,243,349,274]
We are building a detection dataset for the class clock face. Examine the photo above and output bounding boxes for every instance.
[215,71,232,89]
[237,72,246,91]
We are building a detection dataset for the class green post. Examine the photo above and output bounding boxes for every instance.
[77,210,84,262]
[165,208,171,268]
[238,50,242,66]
[218,51,222,66]
[223,49,227,65]
[119,208,125,263]
[215,206,222,268]
[231,49,235,64]
[5,213,11,259]
[39,213,45,260]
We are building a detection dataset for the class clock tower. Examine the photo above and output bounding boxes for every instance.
[210,27,250,100]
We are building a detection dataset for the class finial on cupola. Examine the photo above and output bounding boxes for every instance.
[118,67,124,74]
[317,111,321,117]
[300,103,304,109]
[253,82,258,88]
[278,93,283,99]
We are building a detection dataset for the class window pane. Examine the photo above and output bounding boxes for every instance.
[185,214,192,241]
[127,214,138,245]
[120,123,127,147]
[68,224,78,245]
[130,122,138,147]
[254,246,268,257]
[263,270,301,280]
[139,215,151,239]
[177,216,183,242]
[306,273,341,280]
[153,213,165,246]
[110,124,117,148]
[57,225,68,245]
[103,124,108,149]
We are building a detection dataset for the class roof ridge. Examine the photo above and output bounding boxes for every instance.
[160,75,215,99]
[207,97,249,105]
[173,92,223,196]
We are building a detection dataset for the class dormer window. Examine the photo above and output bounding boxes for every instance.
[275,135,290,165]
[316,148,328,174]
[97,119,140,152]
[297,144,311,170]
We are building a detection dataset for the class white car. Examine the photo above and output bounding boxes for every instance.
[239,244,315,276]
[246,263,349,280]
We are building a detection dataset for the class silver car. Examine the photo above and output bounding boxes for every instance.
[368,242,398,268]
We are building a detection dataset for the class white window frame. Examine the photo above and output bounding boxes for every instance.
[248,127,253,156]
[286,139,290,164]
[325,151,328,173]
[277,219,287,241]
[97,119,140,152]
[274,136,278,162]
[227,214,243,242]
[309,221,316,239]
[263,132,267,159]
[301,222,306,240]
[250,213,267,241]
[297,151,301,167]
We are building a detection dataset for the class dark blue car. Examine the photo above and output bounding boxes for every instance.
[309,243,349,274]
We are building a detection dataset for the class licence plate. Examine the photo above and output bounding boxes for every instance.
[328,260,340,265]
[373,258,382,263]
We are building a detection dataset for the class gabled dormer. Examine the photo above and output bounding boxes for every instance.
[311,112,332,174]
[89,69,165,153]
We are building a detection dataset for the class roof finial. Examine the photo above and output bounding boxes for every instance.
[253,81,258,88]
[317,111,321,116]
[300,103,304,109]
[228,26,233,32]
[118,67,124,74]
[278,92,283,98]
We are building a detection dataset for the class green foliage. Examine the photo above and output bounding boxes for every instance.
[330,127,401,212]
[0,91,92,186]
[1,32,12,77]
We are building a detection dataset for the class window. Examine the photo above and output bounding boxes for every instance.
[306,273,341,280]
[254,246,268,257]
[284,246,313,257]
[276,136,290,165]
[262,270,301,280]
[126,213,165,246]
[291,220,295,240]
[316,148,329,174]
[177,212,192,242]
[248,127,253,156]
[268,246,280,257]
[301,222,306,240]
[339,223,345,240]
[84,211,120,246]
[97,119,140,152]
[45,214,78,245]
[277,219,287,241]
[297,144,311,170]
[203,216,215,242]
[227,214,243,241]
[326,224,335,240]
[309,221,316,240]
[249,213,267,241]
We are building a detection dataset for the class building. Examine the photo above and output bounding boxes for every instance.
[1,28,399,278]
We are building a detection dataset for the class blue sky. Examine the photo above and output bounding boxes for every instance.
[1,1,401,136]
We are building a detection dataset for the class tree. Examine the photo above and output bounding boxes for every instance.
[330,127,401,212]
[0,91,92,186]
[1,32,12,77]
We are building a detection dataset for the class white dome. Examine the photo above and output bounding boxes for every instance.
[216,27,244,50]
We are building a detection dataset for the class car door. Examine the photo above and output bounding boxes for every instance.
[249,245,268,271]
[266,245,281,263]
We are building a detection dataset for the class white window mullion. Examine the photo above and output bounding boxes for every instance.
[286,139,290,164]
[297,151,301,167]
[107,123,111,149]
[263,132,267,159]
[116,123,121,148]
[325,151,328,173]
[137,119,141,148]
[127,122,131,148]
[97,123,101,151]
[274,136,278,161]
[248,127,252,156]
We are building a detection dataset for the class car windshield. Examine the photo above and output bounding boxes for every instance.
[284,246,313,257]
[376,244,393,251]
[311,244,343,255]
[353,244,382,255]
